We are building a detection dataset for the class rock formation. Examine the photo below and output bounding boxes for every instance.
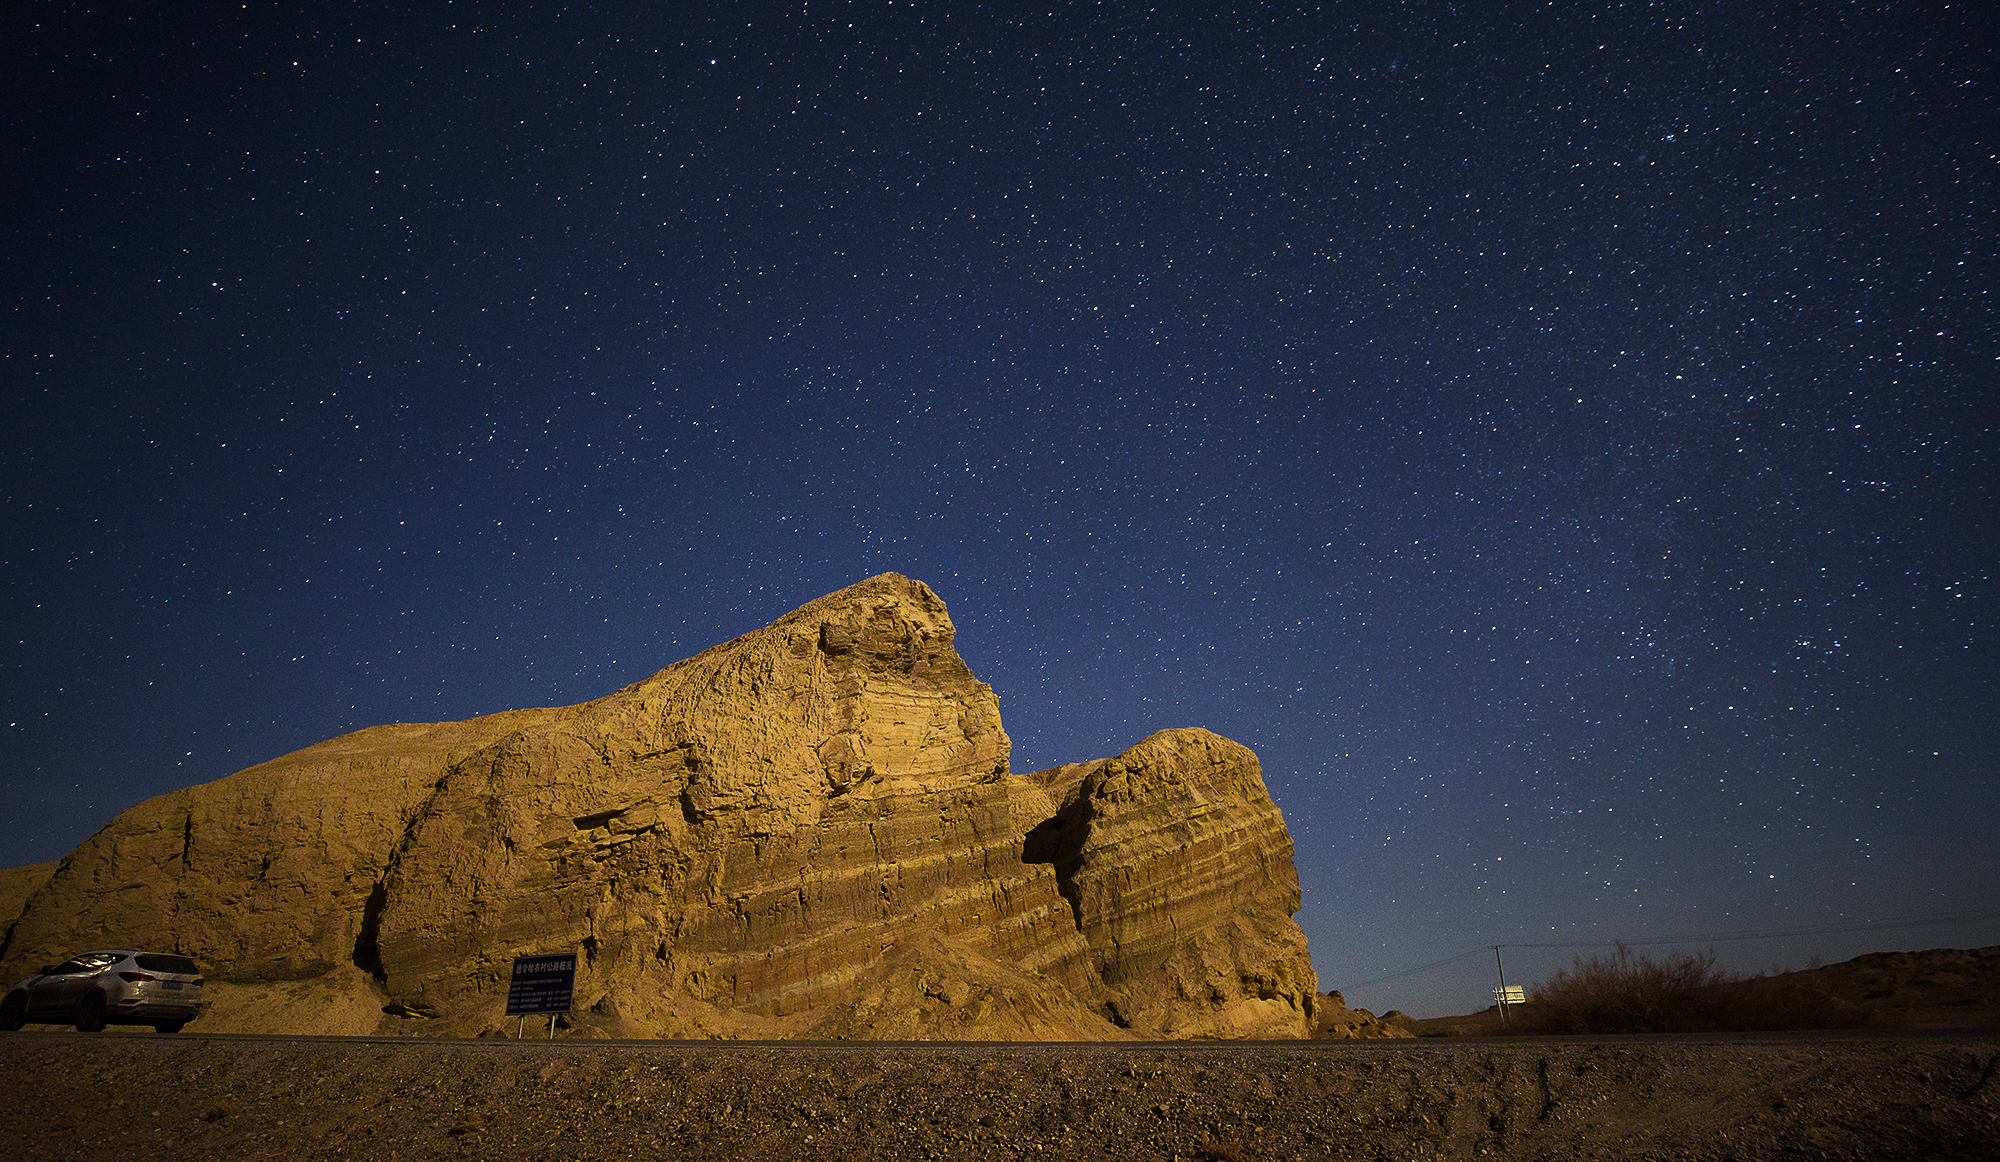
[1312,990,1417,1039]
[0,574,1316,1039]
[1024,729,1317,1039]
[0,863,54,944]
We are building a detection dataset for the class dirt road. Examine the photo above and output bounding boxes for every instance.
[2,1031,1995,1160]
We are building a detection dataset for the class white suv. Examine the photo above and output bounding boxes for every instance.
[0,950,207,1033]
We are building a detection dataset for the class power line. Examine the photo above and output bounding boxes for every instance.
[1498,908,2000,951]
[1342,946,1490,989]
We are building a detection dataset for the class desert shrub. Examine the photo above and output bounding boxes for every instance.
[1519,944,1738,1034]
[1520,944,1873,1034]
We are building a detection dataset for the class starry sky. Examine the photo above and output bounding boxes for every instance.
[4,2,1994,1019]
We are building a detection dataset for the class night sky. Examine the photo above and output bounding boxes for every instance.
[5,2,1994,1019]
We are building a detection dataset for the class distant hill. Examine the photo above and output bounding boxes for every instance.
[1723,945,2000,1030]
[1407,945,2000,1036]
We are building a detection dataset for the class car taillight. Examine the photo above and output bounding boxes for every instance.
[118,972,157,982]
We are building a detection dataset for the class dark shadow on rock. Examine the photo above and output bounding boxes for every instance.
[1021,781,1096,934]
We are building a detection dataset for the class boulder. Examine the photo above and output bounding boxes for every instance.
[0,574,1316,1038]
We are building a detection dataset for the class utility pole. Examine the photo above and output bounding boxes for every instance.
[1494,945,1509,1028]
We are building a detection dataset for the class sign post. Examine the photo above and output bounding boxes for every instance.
[1493,946,1516,1027]
[505,952,577,1039]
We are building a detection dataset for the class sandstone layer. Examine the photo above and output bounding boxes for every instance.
[1024,729,1316,1039]
[0,574,1316,1038]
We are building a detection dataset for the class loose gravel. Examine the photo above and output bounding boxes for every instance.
[1,1032,1996,1160]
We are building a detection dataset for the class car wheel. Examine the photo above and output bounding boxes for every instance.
[73,992,107,1033]
[0,993,24,1032]
[152,1020,185,1034]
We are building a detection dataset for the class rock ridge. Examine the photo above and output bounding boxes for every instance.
[0,574,1317,1039]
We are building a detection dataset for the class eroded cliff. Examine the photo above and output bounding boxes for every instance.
[0,574,1316,1039]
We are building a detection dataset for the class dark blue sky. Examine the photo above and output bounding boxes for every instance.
[5,1,1994,1017]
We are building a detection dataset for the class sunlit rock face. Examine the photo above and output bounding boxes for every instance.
[0,574,1316,1039]
[1025,728,1317,1039]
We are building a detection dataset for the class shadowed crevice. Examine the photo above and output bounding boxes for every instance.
[352,881,389,983]
[1021,783,1095,934]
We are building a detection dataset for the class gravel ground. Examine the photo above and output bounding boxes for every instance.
[1,1031,1996,1161]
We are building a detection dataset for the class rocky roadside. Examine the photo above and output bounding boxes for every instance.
[1,1032,1996,1161]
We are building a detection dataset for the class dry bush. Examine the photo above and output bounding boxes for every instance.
[1520,944,1737,1034]
[1520,944,1869,1034]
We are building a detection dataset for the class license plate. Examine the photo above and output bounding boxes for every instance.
[162,982,182,991]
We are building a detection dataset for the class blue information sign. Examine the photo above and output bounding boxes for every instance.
[505,952,577,1017]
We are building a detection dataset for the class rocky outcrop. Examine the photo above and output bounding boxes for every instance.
[0,862,56,949]
[1025,729,1317,1039]
[1,716,540,986]
[0,574,1316,1038]
[1313,990,1417,1039]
